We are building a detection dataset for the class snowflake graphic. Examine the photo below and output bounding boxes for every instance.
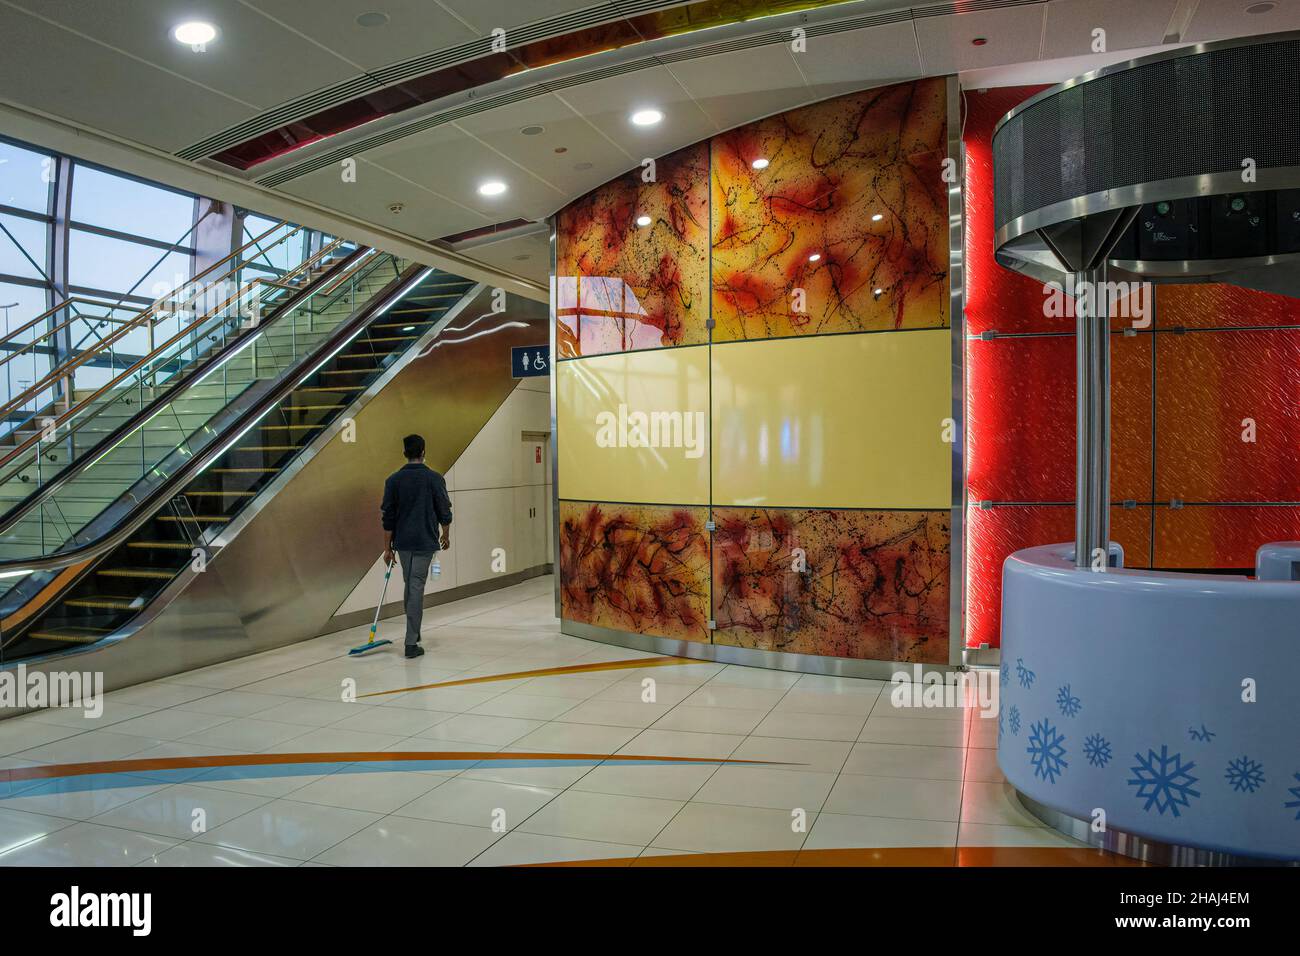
[1009,705,1021,736]
[1026,718,1068,783]
[1128,745,1201,817]
[1000,662,1010,688]
[1188,724,1216,742]
[998,709,1004,738]
[1015,657,1036,689]
[1286,773,1300,820]
[1056,683,1082,718]
[1224,756,1265,794]
[1083,733,1112,768]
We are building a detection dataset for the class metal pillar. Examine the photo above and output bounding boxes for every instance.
[1075,266,1110,569]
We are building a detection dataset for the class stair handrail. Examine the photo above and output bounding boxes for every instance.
[0,240,366,481]
[0,227,339,425]
[0,258,425,583]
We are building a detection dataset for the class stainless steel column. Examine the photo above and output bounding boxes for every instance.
[1075,266,1110,569]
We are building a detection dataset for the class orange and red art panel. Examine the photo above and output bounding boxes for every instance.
[710,79,949,340]
[558,501,711,642]
[712,507,950,663]
[555,143,710,358]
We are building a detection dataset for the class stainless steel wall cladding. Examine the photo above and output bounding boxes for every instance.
[993,35,1300,232]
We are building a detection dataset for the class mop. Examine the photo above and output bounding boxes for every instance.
[348,556,396,656]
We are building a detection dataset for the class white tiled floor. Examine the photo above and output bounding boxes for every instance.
[0,575,1087,866]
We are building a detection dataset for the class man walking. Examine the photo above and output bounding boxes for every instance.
[381,434,452,658]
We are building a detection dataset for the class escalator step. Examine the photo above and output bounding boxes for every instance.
[98,568,175,580]
[185,490,256,497]
[126,541,192,549]
[210,468,279,474]
[258,424,321,430]
[277,404,345,410]
[234,445,303,452]
[295,387,361,393]
[320,368,381,375]
[64,596,143,610]
[28,626,110,644]
[157,515,230,523]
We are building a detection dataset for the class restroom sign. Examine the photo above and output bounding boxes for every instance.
[512,345,549,378]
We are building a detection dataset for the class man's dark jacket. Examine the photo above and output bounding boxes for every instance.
[381,462,453,551]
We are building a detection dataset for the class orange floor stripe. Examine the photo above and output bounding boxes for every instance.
[359,655,708,698]
[0,749,784,783]
[524,845,1149,867]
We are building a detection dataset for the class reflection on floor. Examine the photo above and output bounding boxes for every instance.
[0,575,1123,867]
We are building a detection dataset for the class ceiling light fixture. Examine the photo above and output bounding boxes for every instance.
[871,213,884,222]
[971,37,988,46]
[752,158,769,169]
[874,287,884,296]
[636,215,652,227]
[356,12,390,27]
[521,125,545,136]
[630,108,663,126]
[172,21,217,46]
[478,180,507,197]
[1246,1,1276,11]
[808,253,821,262]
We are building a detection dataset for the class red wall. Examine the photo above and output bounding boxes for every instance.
[962,87,1300,649]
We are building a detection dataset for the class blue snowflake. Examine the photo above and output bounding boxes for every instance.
[1056,683,1082,718]
[1015,657,1036,689]
[1083,733,1112,768]
[1128,745,1201,817]
[1286,773,1300,820]
[1188,724,1216,742]
[1000,662,1010,687]
[998,709,1005,738]
[1224,756,1265,794]
[1008,705,1021,736]
[1026,718,1068,783]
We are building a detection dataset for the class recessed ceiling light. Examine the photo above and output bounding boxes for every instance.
[356,12,389,27]
[874,287,884,295]
[402,326,415,332]
[871,213,884,222]
[808,253,821,262]
[630,108,663,126]
[636,215,652,227]
[513,254,532,261]
[971,37,988,46]
[521,125,545,136]
[1246,1,1276,11]
[554,146,568,154]
[751,158,769,169]
[478,180,507,197]
[172,21,217,46]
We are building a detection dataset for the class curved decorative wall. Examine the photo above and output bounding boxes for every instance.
[552,77,961,674]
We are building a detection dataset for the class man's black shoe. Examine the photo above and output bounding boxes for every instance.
[405,645,425,659]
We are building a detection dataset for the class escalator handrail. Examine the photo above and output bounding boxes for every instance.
[0,260,429,583]
[0,227,330,424]
[0,220,298,367]
[0,236,361,481]
[0,245,381,541]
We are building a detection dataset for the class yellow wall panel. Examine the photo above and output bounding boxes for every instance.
[557,347,710,505]
[711,330,952,509]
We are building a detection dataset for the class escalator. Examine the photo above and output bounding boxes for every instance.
[0,253,482,661]
[0,222,360,554]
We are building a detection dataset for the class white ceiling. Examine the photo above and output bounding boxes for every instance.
[1,0,1296,286]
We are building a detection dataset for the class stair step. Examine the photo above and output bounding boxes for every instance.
[98,567,175,580]
[209,468,280,474]
[64,596,143,611]
[126,541,192,549]
[156,515,230,523]
[28,626,111,644]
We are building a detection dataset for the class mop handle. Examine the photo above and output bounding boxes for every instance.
[369,557,396,634]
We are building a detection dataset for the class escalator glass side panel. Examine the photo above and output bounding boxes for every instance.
[2,270,477,659]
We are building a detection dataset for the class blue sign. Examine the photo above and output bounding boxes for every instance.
[511,344,549,378]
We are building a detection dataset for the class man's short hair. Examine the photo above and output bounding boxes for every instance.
[403,434,425,460]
